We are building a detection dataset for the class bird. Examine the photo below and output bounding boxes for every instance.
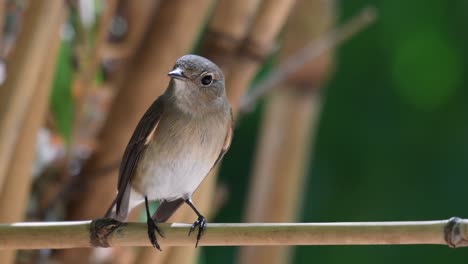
[105,54,233,250]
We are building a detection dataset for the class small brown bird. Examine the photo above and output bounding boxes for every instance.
[105,54,233,250]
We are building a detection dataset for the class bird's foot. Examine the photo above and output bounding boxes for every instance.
[188,216,207,248]
[147,218,164,251]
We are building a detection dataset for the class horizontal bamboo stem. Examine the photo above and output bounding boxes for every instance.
[0,218,466,249]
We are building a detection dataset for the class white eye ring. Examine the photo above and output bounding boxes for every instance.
[200,74,214,86]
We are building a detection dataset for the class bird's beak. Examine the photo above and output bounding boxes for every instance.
[168,68,188,80]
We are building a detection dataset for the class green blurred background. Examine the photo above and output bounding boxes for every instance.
[207,0,468,263]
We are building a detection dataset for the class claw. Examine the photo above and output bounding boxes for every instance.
[147,218,163,251]
[188,216,207,248]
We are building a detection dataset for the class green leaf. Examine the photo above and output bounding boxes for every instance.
[50,40,75,145]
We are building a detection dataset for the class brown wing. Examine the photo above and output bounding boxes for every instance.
[211,110,234,168]
[108,96,165,220]
[153,111,234,222]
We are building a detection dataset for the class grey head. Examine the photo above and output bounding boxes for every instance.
[167,54,227,114]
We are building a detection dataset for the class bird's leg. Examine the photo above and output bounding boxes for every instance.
[185,198,207,248]
[145,196,164,251]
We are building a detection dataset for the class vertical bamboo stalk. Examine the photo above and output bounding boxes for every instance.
[98,2,162,263]
[101,0,160,61]
[226,0,296,113]
[135,201,195,264]
[0,0,5,54]
[59,0,215,263]
[238,1,336,264]
[239,92,322,264]
[0,4,65,264]
[201,0,262,71]
[136,1,263,264]
[0,0,66,193]
[157,1,296,263]
[156,169,219,264]
[67,0,118,163]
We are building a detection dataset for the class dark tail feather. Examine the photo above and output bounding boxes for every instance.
[104,197,119,219]
[105,189,131,221]
[153,198,184,222]
[105,197,128,222]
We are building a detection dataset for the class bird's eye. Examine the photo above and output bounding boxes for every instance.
[200,74,213,86]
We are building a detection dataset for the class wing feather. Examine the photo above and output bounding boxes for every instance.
[110,97,165,219]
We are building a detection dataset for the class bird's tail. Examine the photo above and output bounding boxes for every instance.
[105,196,129,221]
[153,198,185,222]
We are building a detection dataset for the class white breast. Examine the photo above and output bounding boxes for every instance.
[133,110,227,202]
[139,145,216,201]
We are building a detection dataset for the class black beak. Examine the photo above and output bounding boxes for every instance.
[168,68,188,80]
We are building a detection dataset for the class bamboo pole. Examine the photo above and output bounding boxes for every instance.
[0,218,467,249]
[64,0,118,180]
[226,0,297,112]
[99,2,162,262]
[70,0,118,129]
[0,0,5,55]
[239,91,323,264]
[0,0,66,192]
[65,0,216,221]
[239,6,377,113]
[60,0,215,263]
[0,10,65,264]
[201,0,262,71]
[46,1,159,214]
[154,170,219,264]
[39,1,119,222]
[152,1,296,263]
[146,0,289,264]
[101,0,160,61]
[239,1,336,263]
[136,172,222,264]
[135,0,263,262]
[135,209,191,264]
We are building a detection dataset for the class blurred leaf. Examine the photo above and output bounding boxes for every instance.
[392,30,462,111]
[50,40,75,145]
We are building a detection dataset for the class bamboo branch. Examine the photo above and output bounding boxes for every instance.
[0,218,467,249]
[0,9,65,264]
[100,1,160,61]
[59,1,215,262]
[0,0,5,56]
[0,0,66,191]
[136,1,262,263]
[201,0,262,71]
[239,6,377,113]
[239,1,336,263]
[226,0,296,112]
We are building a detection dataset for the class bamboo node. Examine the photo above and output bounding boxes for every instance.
[205,29,242,52]
[237,37,274,63]
[90,218,127,248]
[444,217,468,248]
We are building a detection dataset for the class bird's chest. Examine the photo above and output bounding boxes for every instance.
[133,114,226,200]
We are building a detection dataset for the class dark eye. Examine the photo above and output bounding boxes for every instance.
[201,74,213,86]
